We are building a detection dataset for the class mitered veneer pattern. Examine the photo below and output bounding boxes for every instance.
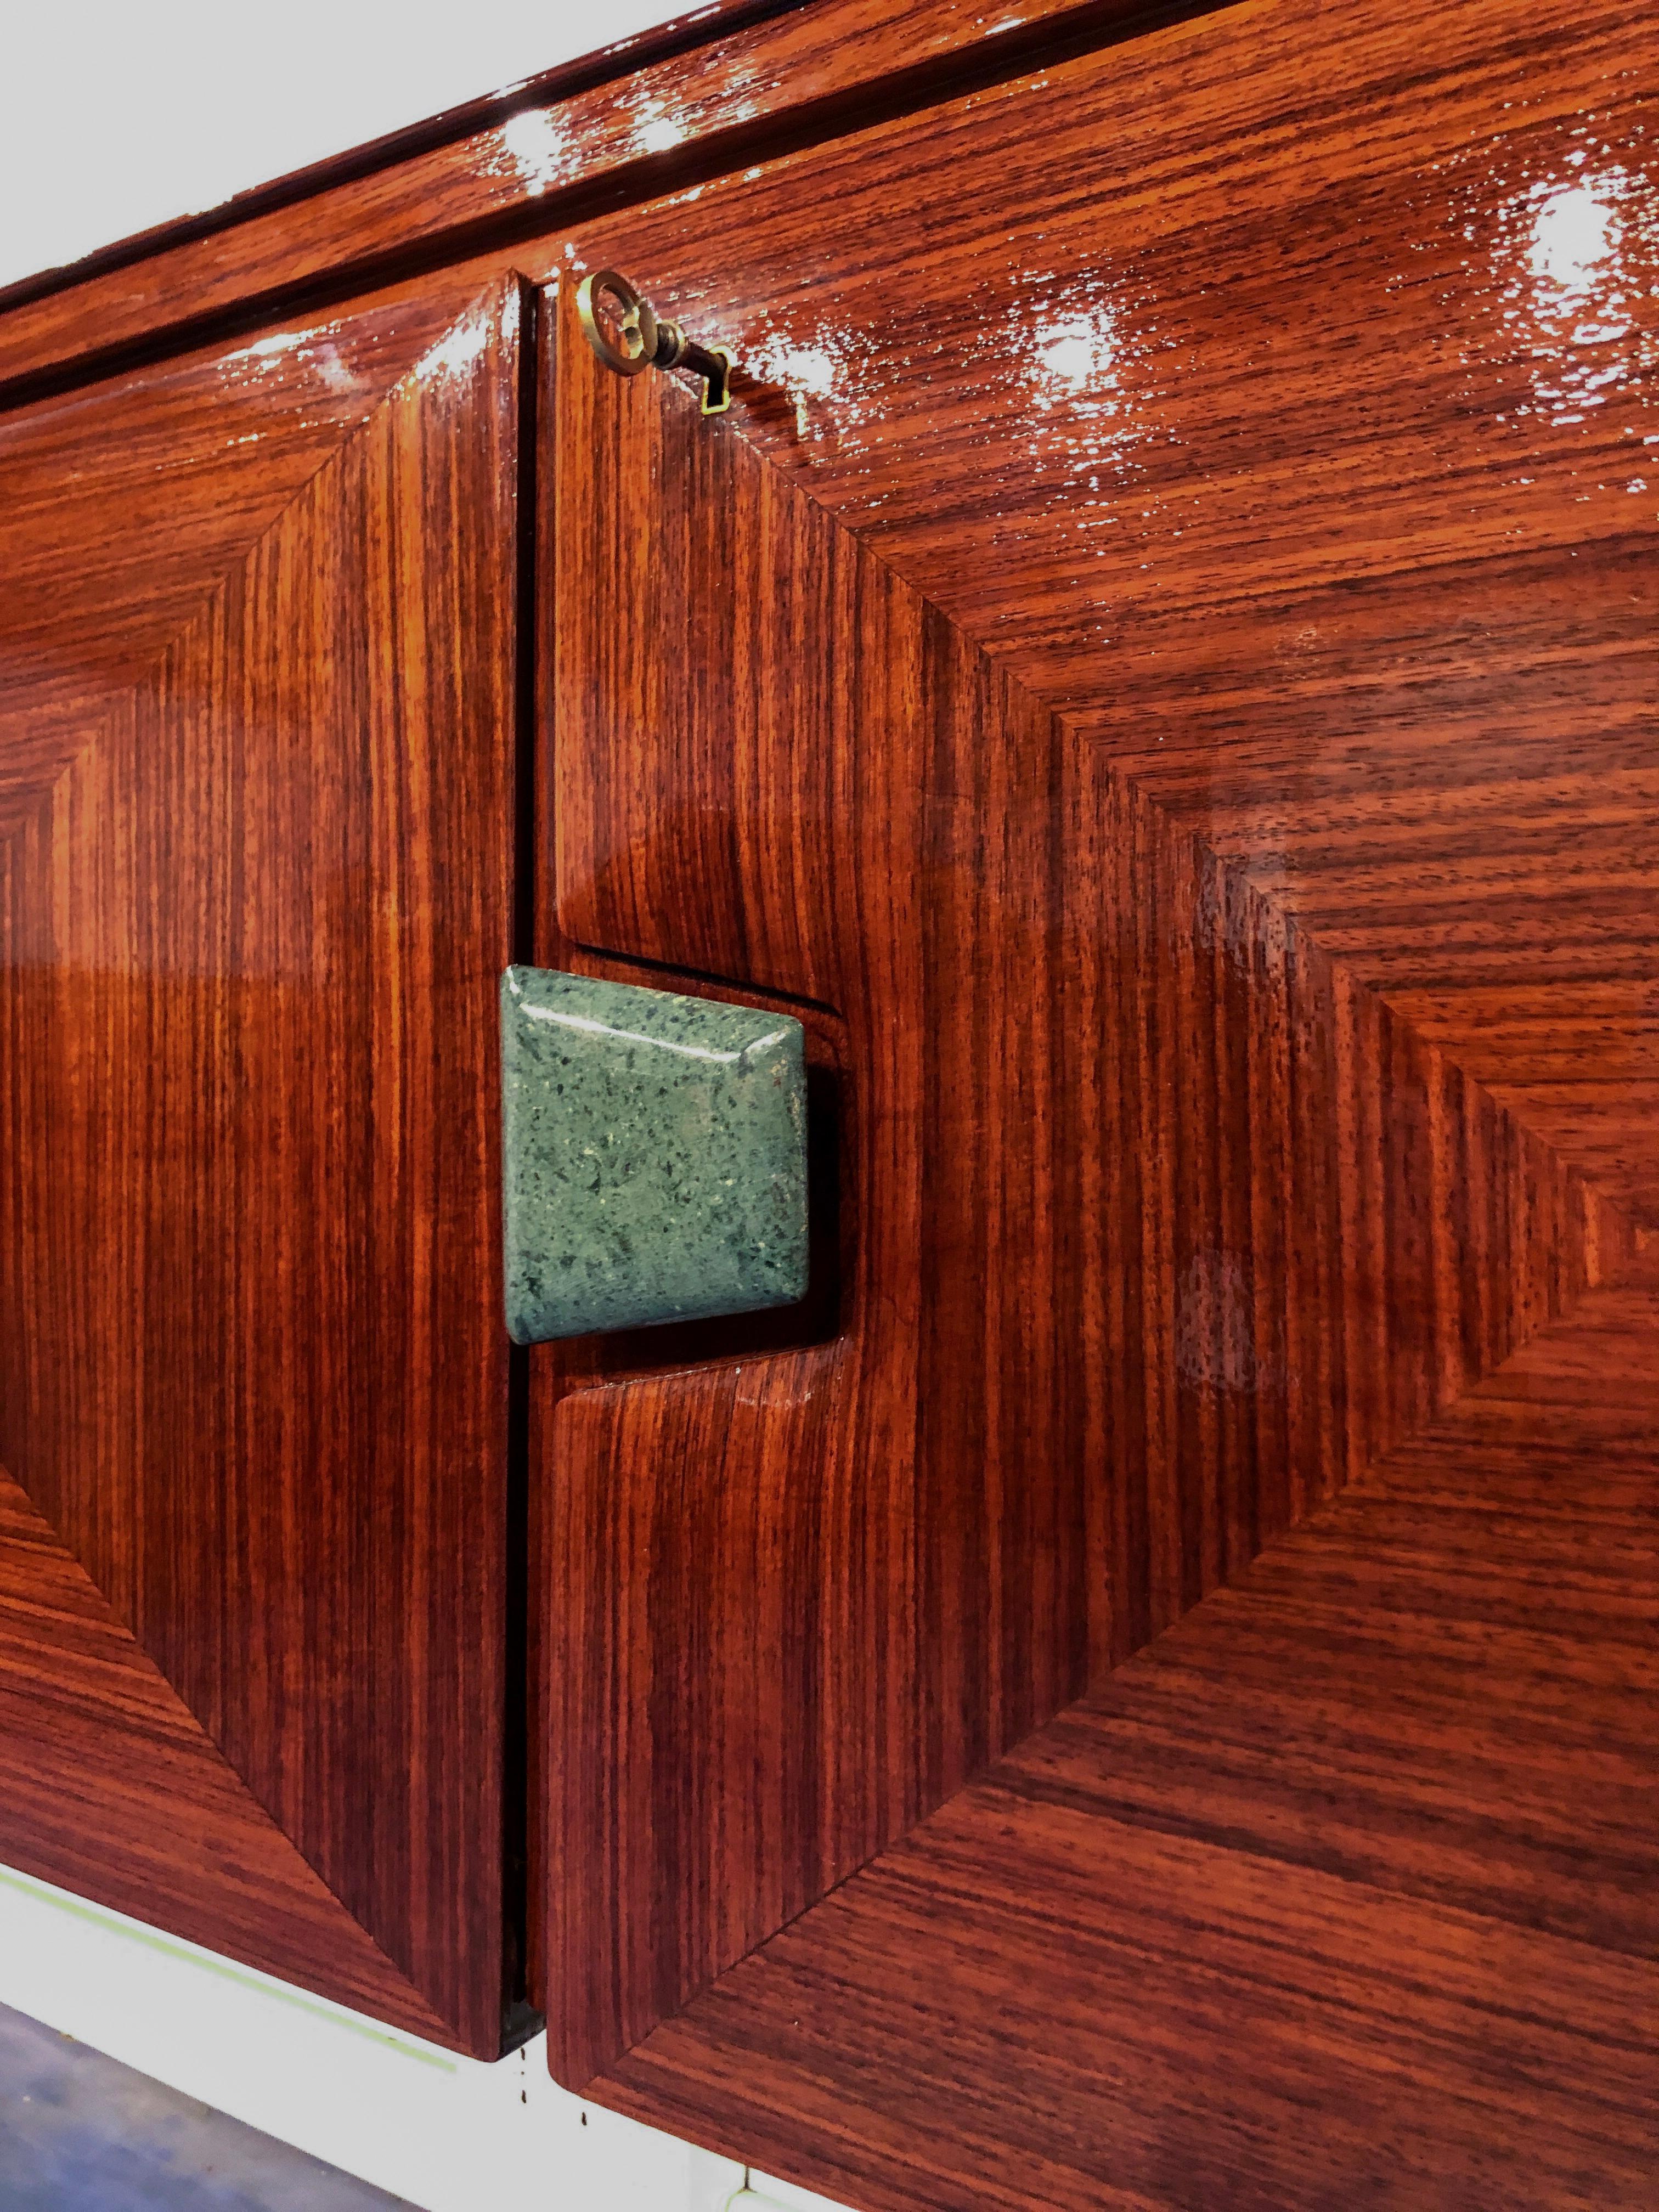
[555,0,1659,1222]
[538,0,1657,2190]
[541,275,1611,2081]
[0,282,524,2053]
[600,1283,1659,2211]
[0,286,478,832]
[0,0,1650,2192]
[0,1468,457,2040]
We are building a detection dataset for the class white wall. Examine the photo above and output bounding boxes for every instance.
[0,0,689,292]
[0,9,858,2207]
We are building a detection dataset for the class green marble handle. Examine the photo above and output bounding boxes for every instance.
[500,966,810,1345]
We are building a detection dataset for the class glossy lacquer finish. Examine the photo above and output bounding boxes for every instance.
[500,966,808,1343]
[0,281,523,2053]
[0,0,1194,402]
[542,0,1659,2195]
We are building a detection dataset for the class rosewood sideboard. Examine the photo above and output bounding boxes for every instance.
[1,1,1654,2204]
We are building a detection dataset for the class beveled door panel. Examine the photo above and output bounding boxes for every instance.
[0,279,524,2054]
[540,0,1659,2192]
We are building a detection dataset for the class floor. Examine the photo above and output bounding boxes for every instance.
[0,2002,414,2211]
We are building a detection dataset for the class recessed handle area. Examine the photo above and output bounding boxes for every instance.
[500,966,809,1345]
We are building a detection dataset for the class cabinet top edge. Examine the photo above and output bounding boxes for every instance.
[0,0,794,321]
[0,0,1231,412]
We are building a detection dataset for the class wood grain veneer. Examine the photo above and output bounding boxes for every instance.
[0,0,1651,2190]
[599,1278,1659,2211]
[540,257,1616,2080]
[533,0,1658,2192]
[0,0,1222,402]
[0,285,478,829]
[0,279,525,2054]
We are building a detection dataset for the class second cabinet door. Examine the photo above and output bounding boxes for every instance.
[538,0,1655,2094]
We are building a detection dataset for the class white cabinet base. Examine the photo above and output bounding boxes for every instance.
[0,1860,851,2212]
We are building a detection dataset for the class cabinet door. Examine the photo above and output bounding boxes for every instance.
[0,280,523,2056]
[539,0,1659,2193]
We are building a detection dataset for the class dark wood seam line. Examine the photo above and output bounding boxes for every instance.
[500,273,544,2058]
[0,1453,459,2043]
[0,0,1242,417]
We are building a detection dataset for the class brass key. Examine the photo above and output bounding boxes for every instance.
[575,267,733,416]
